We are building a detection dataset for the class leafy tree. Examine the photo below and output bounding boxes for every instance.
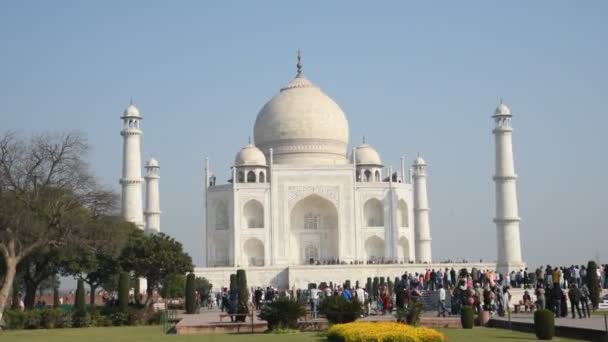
[258,297,305,330]
[0,131,117,321]
[118,272,129,311]
[120,232,193,306]
[75,279,85,311]
[61,216,132,307]
[185,273,196,314]
[195,277,212,304]
[161,273,186,299]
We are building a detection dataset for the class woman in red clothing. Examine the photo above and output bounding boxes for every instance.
[382,286,390,314]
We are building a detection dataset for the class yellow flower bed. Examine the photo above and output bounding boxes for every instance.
[326,321,446,342]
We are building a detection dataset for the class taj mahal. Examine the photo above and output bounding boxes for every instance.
[118,53,525,289]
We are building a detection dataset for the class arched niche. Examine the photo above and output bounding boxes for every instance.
[242,238,264,266]
[242,199,264,228]
[364,235,385,261]
[363,198,384,227]
[289,194,338,265]
[397,199,408,227]
[398,236,410,262]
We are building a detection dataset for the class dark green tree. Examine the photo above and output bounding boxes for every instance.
[195,277,213,304]
[587,260,601,309]
[120,232,193,306]
[365,277,372,298]
[161,273,186,299]
[118,272,129,311]
[61,216,132,308]
[229,273,237,290]
[236,269,249,322]
[75,279,85,311]
[185,273,196,314]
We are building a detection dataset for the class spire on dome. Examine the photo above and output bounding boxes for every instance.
[248,136,251,144]
[362,135,366,144]
[296,49,303,77]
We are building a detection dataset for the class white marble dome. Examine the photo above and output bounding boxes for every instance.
[123,103,141,117]
[352,144,382,166]
[494,102,511,116]
[235,144,267,166]
[146,158,159,167]
[413,154,426,166]
[253,74,349,165]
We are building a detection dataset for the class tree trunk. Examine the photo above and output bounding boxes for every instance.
[89,284,97,308]
[0,256,18,326]
[11,281,20,310]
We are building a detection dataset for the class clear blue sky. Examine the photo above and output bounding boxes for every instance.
[1,1,606,270]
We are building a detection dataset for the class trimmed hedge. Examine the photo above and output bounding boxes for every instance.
[587,261,600,309]
[75,279,85,311]
[534,309,555,340]
[118,272,129,312]
[460,305,474,329]
[185,273,196,314]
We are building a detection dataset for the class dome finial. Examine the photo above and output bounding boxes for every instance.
[129,97,134,106]
[296,49,303,77]
[248,136,251,144]
[362,135,366,144]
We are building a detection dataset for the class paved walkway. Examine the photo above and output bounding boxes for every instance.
[493,312,608,332]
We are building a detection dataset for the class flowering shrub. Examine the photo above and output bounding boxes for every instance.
[326,321,445,342]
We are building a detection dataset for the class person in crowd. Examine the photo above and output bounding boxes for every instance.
[341,285,352,302]
[568,284,583,319]
[552,285,562,317]
[309,285,320,319]
[580,283,591,317]
[522,290,532,312]
[437,284,449,317]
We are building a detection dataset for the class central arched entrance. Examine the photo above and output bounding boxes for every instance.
[289,194,339,265]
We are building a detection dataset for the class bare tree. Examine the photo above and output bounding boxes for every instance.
[0,131,116,322]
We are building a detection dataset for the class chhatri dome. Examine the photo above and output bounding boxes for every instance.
[351,141,383,166]
[253,51,349,165]
[234,143,267,167]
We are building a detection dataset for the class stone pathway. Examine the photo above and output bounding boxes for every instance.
[493,312,608,332]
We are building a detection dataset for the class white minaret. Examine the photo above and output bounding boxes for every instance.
[492,100,523,273]
[119,100,144,228]
[413,154,432,263]
[144,158,161,234]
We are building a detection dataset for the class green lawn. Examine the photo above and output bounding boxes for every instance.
[0,325,581,342]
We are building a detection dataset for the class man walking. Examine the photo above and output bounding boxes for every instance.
[310,286,320,319]
[437,285,449,317]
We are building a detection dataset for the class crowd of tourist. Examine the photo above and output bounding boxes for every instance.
[210,263,608,322]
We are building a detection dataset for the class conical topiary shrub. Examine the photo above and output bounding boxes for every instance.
[236,269,249,322]
[587,261,600,309]
[75,279,85,311]
[534,309,555,340]
[460,305,474,329]
[185,273,196,314]
[118,272,129,311]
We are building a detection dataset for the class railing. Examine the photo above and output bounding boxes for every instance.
[160,308,179,334]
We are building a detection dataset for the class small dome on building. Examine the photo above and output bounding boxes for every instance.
[146,158,159,168]
[352,144,382,166]
[235,144,267,166]
[123,103,141,117]
[413,154,426,166]
[494,102,511,116]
